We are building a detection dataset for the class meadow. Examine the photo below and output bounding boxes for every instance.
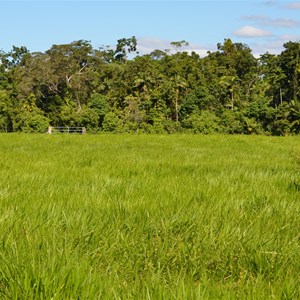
[0,133,299,299]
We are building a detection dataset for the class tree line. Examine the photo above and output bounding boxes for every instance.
[0,37,299,135]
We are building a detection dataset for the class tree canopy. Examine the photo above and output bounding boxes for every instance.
[0,37,299,135]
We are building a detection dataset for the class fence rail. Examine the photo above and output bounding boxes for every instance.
[47,127,86,134]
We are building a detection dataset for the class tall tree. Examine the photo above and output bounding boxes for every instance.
[114,36,137,62]
[279,41,300,102]
[259,53,286,107]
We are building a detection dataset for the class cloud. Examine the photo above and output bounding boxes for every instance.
[136,37,212,57]
[233,26,272,37]
[264,0,277,6]
[242,15,300,28]
[285,2,300,9]
[136,34,298,60]
[277,34,300,41]
[246,34,300,57]
[136,37,170,54]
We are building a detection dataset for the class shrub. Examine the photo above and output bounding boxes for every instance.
[182,111,220,134]
[15,110,50,133]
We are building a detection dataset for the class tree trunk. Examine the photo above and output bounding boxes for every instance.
[175,89,179,122]
[76,94,81,112]
[280,87,282,105]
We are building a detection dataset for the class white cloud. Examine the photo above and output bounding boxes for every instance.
[247,34,300,57]
[136,37,171,54]
[184,48,211,57]
[279,34,300,39]
[248,41,283,58]
[136,37,212,57]
[233,26,272,37]
[285,2,300,9]
[136,34,298,60]
[242,15,300,28]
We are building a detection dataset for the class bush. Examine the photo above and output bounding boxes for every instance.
[218,110,244,134]
[182,111,220,134]
[15,110,50,133]
[102,111,122,132]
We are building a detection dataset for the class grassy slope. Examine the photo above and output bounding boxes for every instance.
[0,134,299,299]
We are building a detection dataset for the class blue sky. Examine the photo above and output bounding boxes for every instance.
[1,0,300,57]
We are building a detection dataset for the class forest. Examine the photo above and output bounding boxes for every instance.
[0,37,299,135]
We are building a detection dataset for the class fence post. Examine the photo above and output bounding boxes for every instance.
[47,127,52,134]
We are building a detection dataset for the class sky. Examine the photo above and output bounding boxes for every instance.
[0,0,300,57]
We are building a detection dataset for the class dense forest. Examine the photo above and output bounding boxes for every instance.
[0,37,299,135]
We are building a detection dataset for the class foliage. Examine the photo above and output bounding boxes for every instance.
[0,38,299,135]
[102,111,122,132]
[15,110,50,133]
[182,110,220,134]
[0,90,13,132]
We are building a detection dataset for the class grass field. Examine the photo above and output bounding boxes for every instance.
[0,134,299,299]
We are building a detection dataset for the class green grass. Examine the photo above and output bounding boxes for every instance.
[0,133,299,299]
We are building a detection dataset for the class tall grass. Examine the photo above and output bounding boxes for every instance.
[0,134,299,299]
